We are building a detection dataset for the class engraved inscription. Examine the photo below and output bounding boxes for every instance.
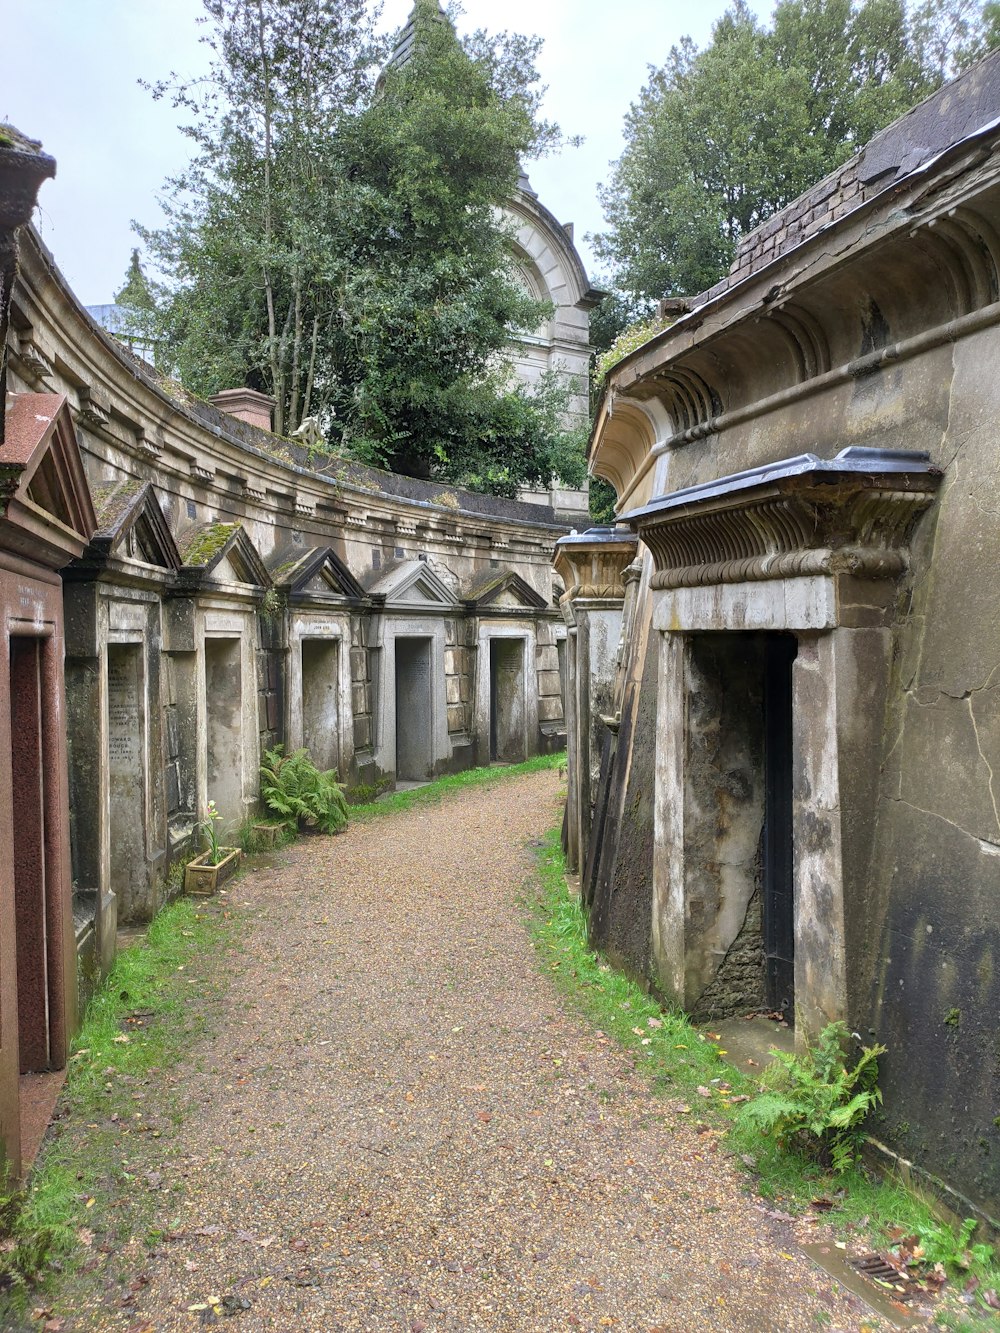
[107,652,141,768]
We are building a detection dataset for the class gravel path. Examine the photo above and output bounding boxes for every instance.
[69,769,881,1331]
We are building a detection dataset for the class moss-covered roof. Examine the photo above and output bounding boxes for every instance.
[91,478,145,535]
[180,522,239,567]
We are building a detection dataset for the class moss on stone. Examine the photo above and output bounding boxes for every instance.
[181,522,239,567]
[92,478,144,533]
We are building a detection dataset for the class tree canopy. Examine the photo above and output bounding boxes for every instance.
[593,0,1000,308]
[134,0,587,496]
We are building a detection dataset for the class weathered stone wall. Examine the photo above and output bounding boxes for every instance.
[585,74,1000,1220]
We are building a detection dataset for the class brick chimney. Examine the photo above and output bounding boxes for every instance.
[209,387,274,433]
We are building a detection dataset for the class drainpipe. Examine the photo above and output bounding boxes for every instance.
[0,125,56,444]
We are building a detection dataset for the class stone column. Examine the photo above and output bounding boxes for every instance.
[553,527,638,882]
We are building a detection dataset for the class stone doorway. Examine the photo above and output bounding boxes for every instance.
[682,631,797,1023]
[300,639,340,775]
[395,637,433,781]
[489,638,526,764]
[204,638,243,827]
[9,637,56,1074]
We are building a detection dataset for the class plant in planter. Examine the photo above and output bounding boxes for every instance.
[260,746,349,835]
[184,798,241,895]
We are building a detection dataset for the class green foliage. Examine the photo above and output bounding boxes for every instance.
[260,744,348,834]
[595,314,672,385]
[588,477,619,524]
[914,1215,996,1275]
[349,752,565,821]
[136,0,584,494]
[737,1021,886,1172]
[594,0,1000,303]
[0,897,231,1309]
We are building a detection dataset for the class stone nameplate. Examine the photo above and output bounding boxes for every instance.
[205,612,245,635]
[295,620,343,640]
[16,582,46,626]
[109,601,149,633]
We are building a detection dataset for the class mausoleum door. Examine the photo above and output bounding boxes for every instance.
[762,634,797,1019]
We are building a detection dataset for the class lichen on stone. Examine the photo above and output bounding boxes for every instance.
[180,521,239,567]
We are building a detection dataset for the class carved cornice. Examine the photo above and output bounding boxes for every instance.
[625,448,940,591]
[553,526,638,604]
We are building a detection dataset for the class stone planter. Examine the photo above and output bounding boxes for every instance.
[251,822,285,849]
[184,847,241,896]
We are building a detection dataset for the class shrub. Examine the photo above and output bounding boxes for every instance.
[736,1020,885,1173]
[260,746,348,835]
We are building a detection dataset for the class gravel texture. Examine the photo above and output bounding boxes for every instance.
[65,769,883,1331]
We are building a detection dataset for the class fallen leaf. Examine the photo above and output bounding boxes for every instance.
[112,1034,130,1044]
[77,1227,94,1247]
[258,1277,273,1289]
[476,1111,492,1123]
[289,1238,308,1253]
[43,1323,66,1333]
[696,1085,712,1097]
[675,1104,692,1114]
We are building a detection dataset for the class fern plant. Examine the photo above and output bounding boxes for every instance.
[736,1020,886,1173]
[260,746,349,836]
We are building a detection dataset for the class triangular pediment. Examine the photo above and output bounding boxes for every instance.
[1,393,97,568]
[179,522,270,589]
[462,568,548,611]
[86,480,181,571]
[366,558,459,610]
[270,546,366,603]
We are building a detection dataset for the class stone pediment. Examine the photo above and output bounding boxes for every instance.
[625,447,942,591]
[0,393,97,567]
[270,546,366,604]
[365,558,458,611]
[85,480,181,571]
[178,522,270,589]
[462,568,547,611]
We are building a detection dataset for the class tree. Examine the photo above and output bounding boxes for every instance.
[136,0,586,496]
[330,2,576,487]
[593,0,1000,306]
[137,0,382,437]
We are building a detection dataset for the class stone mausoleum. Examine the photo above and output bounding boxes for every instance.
[563,53,1000,1225]
[0,88,598,1172]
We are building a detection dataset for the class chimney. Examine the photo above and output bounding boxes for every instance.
[209,387,274,433]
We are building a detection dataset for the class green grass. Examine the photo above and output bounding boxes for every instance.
[349,751,564,822]
[0,895,240,1313]
[528,827,1000,1325]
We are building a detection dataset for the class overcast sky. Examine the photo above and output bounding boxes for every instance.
[5,1,771,306]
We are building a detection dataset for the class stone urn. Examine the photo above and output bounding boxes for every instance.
[0,127,56,231]
[184,847,242,896]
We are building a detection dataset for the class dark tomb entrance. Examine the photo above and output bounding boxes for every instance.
[9,638,58,1074]
[762,634,797,1019]
[395,637,433,781]
[301,639,340,774]
[489,638,526,763]
[684,631,797,1022]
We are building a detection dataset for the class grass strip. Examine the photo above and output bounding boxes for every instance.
[0,894,240,1316]
[528,826,1000,1328]
[349,751,564,822]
